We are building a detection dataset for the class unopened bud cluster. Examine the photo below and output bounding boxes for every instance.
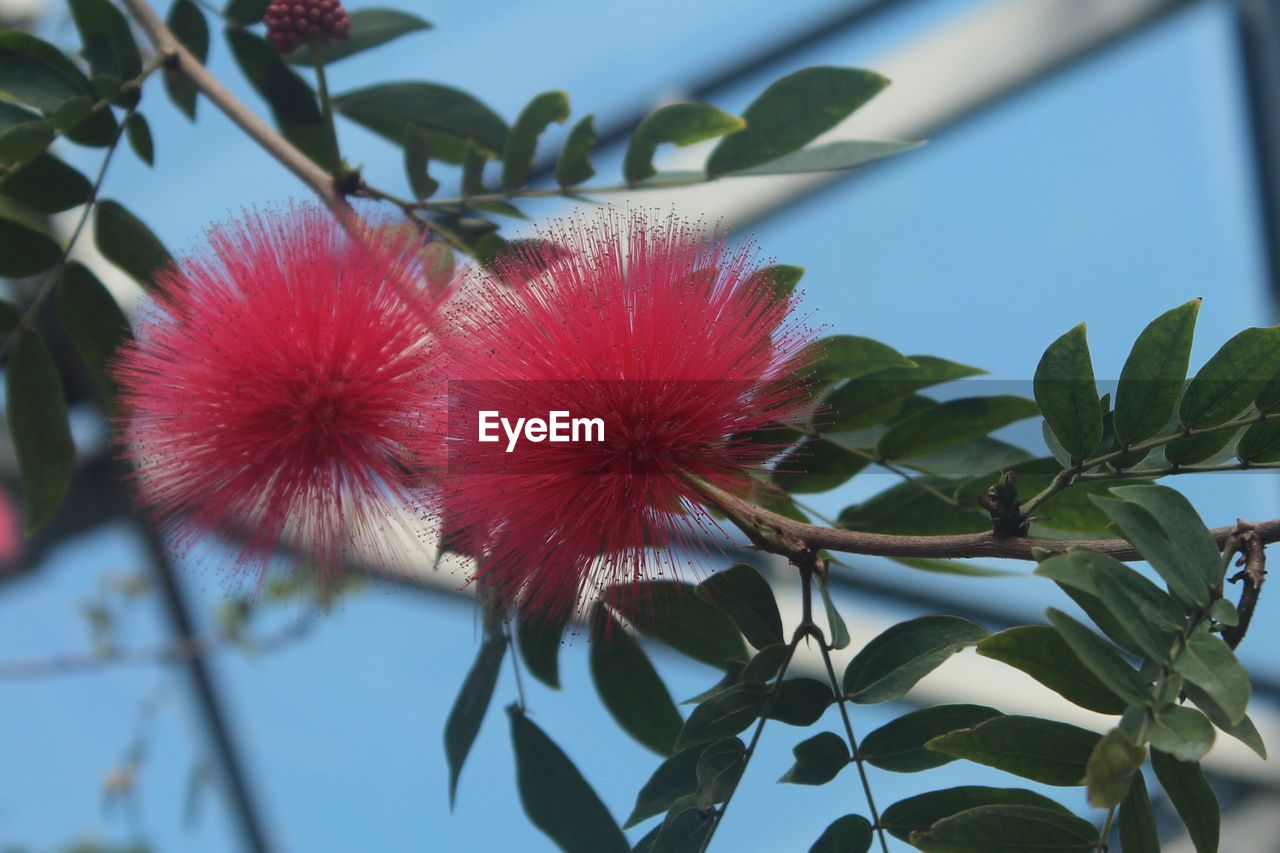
[264,0,350,55]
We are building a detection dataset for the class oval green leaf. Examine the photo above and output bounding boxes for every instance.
[924,715,1101,786]
[0,212,61,276]
[509,708,629,853]
[94,199,171,289]
[605,580,747,668]
[1180,325,1280,427]
[778,731,848,786]
[1114,299,1200,444]
[706,67,888,176]
[1034,323,1102,461]
[286,8,431,65]
[843,615,989,704]
[695,563,782,650]
[861,704,1003,773]
[880,786,1074,843]
[334,81,509,162]
[7,329,75,533]
[501,90,569,192]
[555,113,597,188]
[444,634,504,807]
[977,625,1125,714]
[590,610,683,756]
[875,395,1038,461]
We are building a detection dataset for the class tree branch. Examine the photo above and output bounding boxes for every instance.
[690,477,1280,563]
[120,0,351,218]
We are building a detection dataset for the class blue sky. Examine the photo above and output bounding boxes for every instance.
[2,0,1277,851]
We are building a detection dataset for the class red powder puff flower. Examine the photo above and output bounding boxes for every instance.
[114,205,450,589]
[442,210,814,619]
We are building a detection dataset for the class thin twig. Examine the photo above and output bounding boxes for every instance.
[0,615,314,680]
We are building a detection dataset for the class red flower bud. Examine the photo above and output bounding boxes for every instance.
[264,0,350,55]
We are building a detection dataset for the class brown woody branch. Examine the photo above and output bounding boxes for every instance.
[692,477,1280,563]
[120,0,353,218]
[1222,520,1267,649]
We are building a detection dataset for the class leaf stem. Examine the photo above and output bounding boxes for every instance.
[0,104,137,360]
[309,42,342,174]
[697,633,802,853]
[1019,411,1276,517]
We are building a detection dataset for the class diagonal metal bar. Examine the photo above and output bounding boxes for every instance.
[133,509,273,853]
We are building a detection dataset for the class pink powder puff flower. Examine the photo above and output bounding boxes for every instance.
[113,205,451,589]
[442,210,815,620]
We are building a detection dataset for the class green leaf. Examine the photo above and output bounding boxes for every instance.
[861,704,1003,773]
[223,0,269,26]
[1043,608,1148,707]
[623,103,744,184]
[95,200,172,288]
[694,737,745,805]
[725,139,917,176]
[649,794,713,852]
[818,581,849,650]
[977,626,1125,714]
[0,31,94,112]
[0,119,54,167]
[49,94,117,147]
[1070,548,1182,663]
[1236,418,1280,462]
[1,153,91,213]
[1181,681,1266,759]
[926,715,1100,786]
[1151,748,1219,853]
[501,91,569,192]
[225,29,334,170]
[1034,556,1143,655]
[772,436,870,493]
[125,113,153,165]
[1118,772,1160,853]
[1172,630,1251,725]
[1147,704,1215,763]
[1090,494,1210,608]
[843,615,989,704]
[809,815,872,853]
[515,606,568,690]
[706,67,888,176]
[285,8,431,65]
[695,563,782,650]
[810,335,914,382]
[56,262,132,403]
[779,731,848,785]
[837,480,988,536]
[590,610,683,756]
[69,0,142,82]
[1180,326,1280,427]
[625,744,709,828]
[680,663,743,706]
[605,581,748,668]
[910,804,1098,853]
[555,114,597,188]
[1109,484,1224,593]
[164,0,208,120]
[825,355,985,431]
[767,678,833,726]
[0,211,61,276]
[509,709,629,853]
[444,634,504,807]
[675,682,764,749]
[402,125,439,200]
[1163,426,1237,466]
[1083,728,1145,808]
[880,787,1074,844]
[1034,323,1103,461]
[7,329,75,533]
[875,395,1038,460]
[738,644,788,683]
[749,264,804,306]
[1114,299,1200,444]
[334,82,509,162]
